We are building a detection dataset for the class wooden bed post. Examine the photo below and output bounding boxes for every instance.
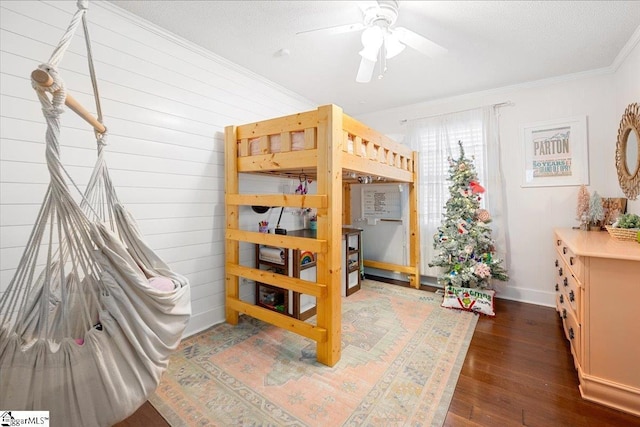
[342,182,351,225]
[224,125,240,325]
[316,104,343,366]
[408,151,421,288]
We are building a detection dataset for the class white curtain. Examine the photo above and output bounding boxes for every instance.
[482,106,510,278]
[407,106,509,283]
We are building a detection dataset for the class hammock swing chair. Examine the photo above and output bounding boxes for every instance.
[0,2,191,425]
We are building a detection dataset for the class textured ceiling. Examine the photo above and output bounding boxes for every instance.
[109,1,640,116]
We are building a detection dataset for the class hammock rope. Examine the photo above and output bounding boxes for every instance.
[0,2,191,425]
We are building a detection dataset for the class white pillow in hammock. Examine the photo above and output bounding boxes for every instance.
[148,276,175,292]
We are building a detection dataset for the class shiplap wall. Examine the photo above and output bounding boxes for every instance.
[0,0,314,335]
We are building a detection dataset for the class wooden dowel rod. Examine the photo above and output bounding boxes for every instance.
[31,69,106,134]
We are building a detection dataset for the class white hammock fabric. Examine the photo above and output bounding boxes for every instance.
[0,2,191,426]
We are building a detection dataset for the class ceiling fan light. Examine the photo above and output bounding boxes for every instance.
[359,26,383,62]
[359,46,380,62]
[361,26,383,47]
[384,32,405,59]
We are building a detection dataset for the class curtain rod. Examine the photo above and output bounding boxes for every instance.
[399,101,514,124]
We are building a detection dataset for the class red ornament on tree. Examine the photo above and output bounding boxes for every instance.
[469,181,485,193]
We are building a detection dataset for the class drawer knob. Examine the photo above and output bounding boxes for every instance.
[557,239,561,246]
[562,308,567,319]
[555,259,559,267]
[563,277,568,287]
[563,247,567,255]
[569,327,575,340]
[560,294,564,304]
[569,290,575,302]
[570,257,574,266]
[558,267,563,276]
[555,283,559,291]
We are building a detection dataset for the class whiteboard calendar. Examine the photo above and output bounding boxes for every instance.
[361,186,402,220]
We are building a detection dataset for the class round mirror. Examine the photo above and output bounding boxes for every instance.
[615,103,640,200]
[627,129,639,175]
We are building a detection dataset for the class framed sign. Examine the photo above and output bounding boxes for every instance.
[521,116,589,187]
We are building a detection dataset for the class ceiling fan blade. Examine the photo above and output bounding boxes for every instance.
[356,57,376,83]
[297,1,376,37]
[358,1,380,12]
[393,27,448,58]
[296,22,364,36]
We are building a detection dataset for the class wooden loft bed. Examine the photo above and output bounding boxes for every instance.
[224,104,420,367]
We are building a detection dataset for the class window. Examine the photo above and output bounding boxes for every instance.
[407,108,502,280]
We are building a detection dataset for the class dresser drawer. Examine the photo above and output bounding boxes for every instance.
[556,265,581,333]
[563,306,582,364]
[555,259,581,320]
[556,291,567,318]
[555,235,583,281]
[563,270,581,317]
[554,260,564,308]
[556,290,571,321]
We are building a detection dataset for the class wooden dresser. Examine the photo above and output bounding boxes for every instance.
[554,228,640,416]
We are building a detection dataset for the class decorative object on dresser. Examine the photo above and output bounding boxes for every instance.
[554,228,640,416]
[575,185,627,231]
[605,212,640,242]
[615,102,640,199]
[601,197,627,227]
[575,184,591,230]
[586,191,604,230]
[430,141,508,316]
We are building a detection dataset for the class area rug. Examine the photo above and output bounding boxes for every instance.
[149,280,478,426]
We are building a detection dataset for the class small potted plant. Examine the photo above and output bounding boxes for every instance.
[606,213,640,242]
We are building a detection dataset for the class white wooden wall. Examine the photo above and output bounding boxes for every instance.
[0,0,314,335]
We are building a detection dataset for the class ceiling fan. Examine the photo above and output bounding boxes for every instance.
[297,1,448,83]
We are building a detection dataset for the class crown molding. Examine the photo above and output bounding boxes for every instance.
[611,24,640,72]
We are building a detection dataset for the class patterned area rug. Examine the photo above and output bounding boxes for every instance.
[149,280,478,426]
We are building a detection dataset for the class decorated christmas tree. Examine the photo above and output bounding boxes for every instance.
[429,141,508,289]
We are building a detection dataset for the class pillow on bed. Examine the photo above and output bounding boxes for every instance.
[441,285,495,316]
[148,276,175,292]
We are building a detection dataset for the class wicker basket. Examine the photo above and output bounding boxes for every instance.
[605,226,640,242]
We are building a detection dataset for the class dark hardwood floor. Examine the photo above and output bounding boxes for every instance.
[116,280,640,426]
[442,290,640,427]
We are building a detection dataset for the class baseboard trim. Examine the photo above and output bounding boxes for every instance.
[365,273,555,307]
